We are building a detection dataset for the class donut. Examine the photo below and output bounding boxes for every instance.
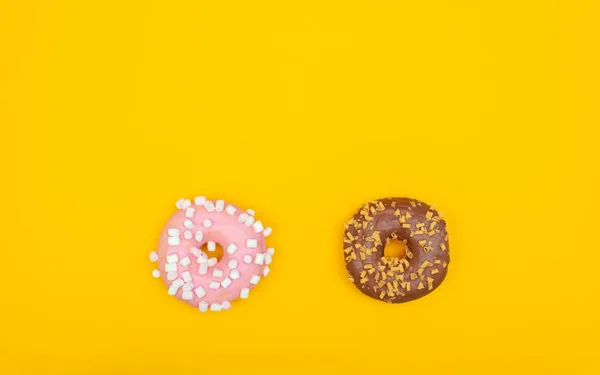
[149,197,274,312]
[344,197,449,303]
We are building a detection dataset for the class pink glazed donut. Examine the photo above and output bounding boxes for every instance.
[149,197,273,312]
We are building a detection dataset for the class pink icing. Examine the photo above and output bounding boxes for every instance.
[156,199,270,309]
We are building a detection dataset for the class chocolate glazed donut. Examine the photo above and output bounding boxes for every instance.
[344,198,450,303]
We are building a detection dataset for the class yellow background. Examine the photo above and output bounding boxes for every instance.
[1,0,599,374]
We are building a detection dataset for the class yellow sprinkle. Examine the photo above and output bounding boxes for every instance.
[387,290,394,297]
[417,268,424,276]
[360,270,367,278]
[368,268,376,275]
[434,259,442,264]
[410,273,417,280]
[377,280,385,288]
[430,222,438,230]
[399,216,406,223]
[377,202,385,211]
[441,243,447,251]
[379,291,386,299]
[360,278,368,284]
[402,258,410,268]
[402,223,411,229]
[391,266,402,271]
[360,253,366,260]
[417,282,424,290]
[425,211,433,220]
[393,280,399,289]
[375,272,380,281]
[387,271,394,277]
[410,231,415,237]
[346,232,355,241]
[344,247,353,254]
[428,230,436,236]
[405,212,412,219]
[391,201,397,207]
[405,282,411,291]
[394,209,401,216]
[370,206,377,215]
[416,222,425,229]
[386,282,393,291]
[442,261,448,268]
[344,238,351,244]
[380,272,387,280]
[419,240,427,247]
[364,264,373,269]
[410,201,417,207]
[431,269,439,275]
[395,274,404,281]
[427,277,434,290]
[363,221,368,229]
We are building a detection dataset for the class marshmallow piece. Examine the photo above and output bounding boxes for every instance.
[181,271,192,283]
[212,268,224,278]
[250,275,260,285]
[215,200,225,212]
[230,269,240,280]
[167,271,178,281]
[196,252,208,262]
[245,216,255,227]
[166,254,179,264]
[268,248,275,255]
[204,201,215,212]
[207,257,217,267]
[149,251,158,262]
[253,221,264,233]
[182,282,194,292]
[185,207,196,218]
[246,209,255,216]
[198,262,208,275]
[190,247,201,257]
[181,199,192,209]
[207,241,216,252]
[194,196,206,206]
[225,205,237,216]
[226,243,238,255]
[180,256,191,267]
[240,288,250,299]
[199,301,209,312]
[194,285,206,298]
[243,255,252,264]
[182,291,193,300]
[263,227,272,237]
[167,228,180,237]
[247,239,258,248]
[152,269,160,278]
[221,301,231,310]
[238,213,249,223]
[184,220,194,229]
[167,236,181,246]
[183,230,193,240]
[203,219,212,228]
[176,198,186,209]
[265,253,272,265]
[168,285,179,295]
[165,263,177,272]
[195,231,204,243]
[210,303,222,312]
[209,281,220,290]
[228,259,238,269]
[172,278,184,288]
[263,266,270,277]
[221,277,232,288]
[254,253,265,265]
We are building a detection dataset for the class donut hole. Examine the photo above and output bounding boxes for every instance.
[200,242,224,262]
[384,239,408,259]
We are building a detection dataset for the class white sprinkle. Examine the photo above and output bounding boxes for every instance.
[209,281,220,290]
[165,263,177,272]
[253,221,264,233]
[182,282,194,292]
[168,285,179,295]
[245,216,255,227]
[230,269,240,279]
[203,219,212,228]
[263,266,270,277]
[196,251,208,262]
[194,196,206,206]
[176,198,186,209]
[210,303,222,312]
[215,200,225,212]
[184,220,194,229]
[238,213,249,223]
[166,254,179,264]
[167,228,180,237]
[182,291,193,300]
[246,209,255,216]
[226,205,237,216]
[265,253,272,265]
[228,259,238,269]
[195,231,204,243]
[250,275,260,285]
[149,251,159,262]
[181,271,192,283]
[190,247,201,257]
[240,288,250,299]
[254,253,265,265]
[172,278,184,288]
[198,301,209,312]
[194,286,206,298]
[247,239,258,248]
[185,207,196,218]
[212,268,224,278]
[181,199,192,209]
[204,201,216,212]
[152,269,160,278]
[179,256,191,267]
[183,230,192,240]
[263,227,272,237]
[167,236,180,246]
[221,277,232,288]
[167,271,178,281]
[268,248,275,255]
[226,243,238,255]
[243,255,252,264]
[198,262,208,275]
[207,257,218,267]
[221,301,231,310]
[207,241,216,252]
